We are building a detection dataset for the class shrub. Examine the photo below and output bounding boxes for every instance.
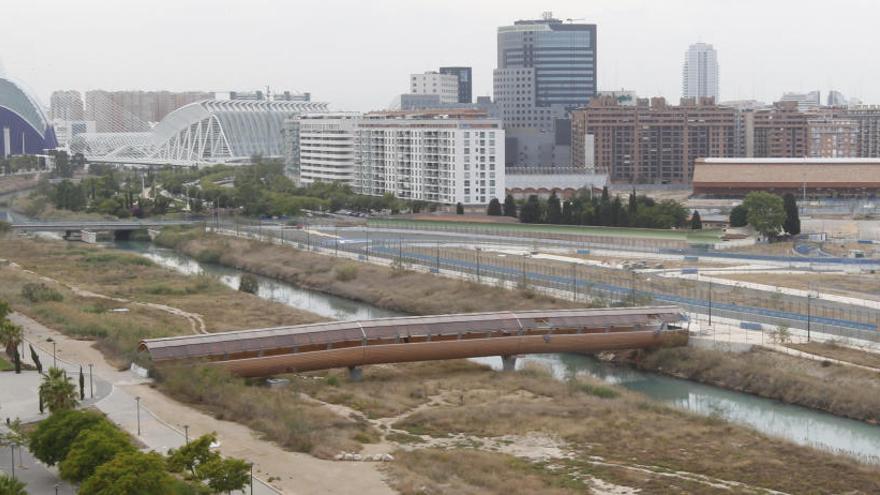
[29,409,108,466]
[334,264,358,282]
[238,274,259,294]
[59,422,135,482]
[21,282,64,303]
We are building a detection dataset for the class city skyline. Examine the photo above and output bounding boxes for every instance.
[1,0,877,112]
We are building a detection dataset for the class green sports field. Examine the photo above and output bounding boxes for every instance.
[369,219,722,243]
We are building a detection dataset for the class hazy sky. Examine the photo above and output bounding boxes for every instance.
[2,0,877,111]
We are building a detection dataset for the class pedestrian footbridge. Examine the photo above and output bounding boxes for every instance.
[139,306,687,378]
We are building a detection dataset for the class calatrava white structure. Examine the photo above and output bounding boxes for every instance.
[72,98,328,167]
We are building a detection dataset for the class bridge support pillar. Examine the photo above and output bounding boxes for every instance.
[501,355,517,372]
[348,366,363,382]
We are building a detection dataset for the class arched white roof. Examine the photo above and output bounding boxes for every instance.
[0,76,51,138]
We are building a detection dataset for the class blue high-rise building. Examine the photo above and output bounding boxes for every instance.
[494,13,597,167]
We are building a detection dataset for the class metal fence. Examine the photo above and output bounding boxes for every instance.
[211,220,880,345]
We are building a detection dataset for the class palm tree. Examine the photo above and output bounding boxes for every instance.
[0,320,22,359]
[39,367,79,413]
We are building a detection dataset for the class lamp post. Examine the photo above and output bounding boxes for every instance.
[630,270,637,306]
[184,424,190,444]
[708,279,713,327]
[807,294,812,343]
[135,396,141,436]
[88,363,94,398]
[9,444,14,480]
[250,463,254,495]
[476,247,481,283]
[52,341,56,368]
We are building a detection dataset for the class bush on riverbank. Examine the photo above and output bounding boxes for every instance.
[638,346,880,423]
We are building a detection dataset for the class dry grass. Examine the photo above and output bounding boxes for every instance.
[0,238,322,365]
[638,346,880,423]
[378,361,880,494]
[384,448,582,495]
[788,340,880,369]
[719,271,880,301]
[157,365,378,458]
[158,230,579,315]
[0,238,322,333]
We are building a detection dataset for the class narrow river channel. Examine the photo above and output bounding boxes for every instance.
[117,240,880,463]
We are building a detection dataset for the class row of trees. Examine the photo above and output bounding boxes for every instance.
[484,188,689,229]
[29,408,250,494]
[729,191,801,238]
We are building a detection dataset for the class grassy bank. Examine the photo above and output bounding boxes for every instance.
[637,346,880,423]
[156,228,580,315]
[293,359,880,494]
[157,365,379,458]
[788,341,880,369]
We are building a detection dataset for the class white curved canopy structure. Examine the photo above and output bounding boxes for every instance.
[80,98,328,166]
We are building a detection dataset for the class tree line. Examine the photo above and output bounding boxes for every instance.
[486,187,690,229]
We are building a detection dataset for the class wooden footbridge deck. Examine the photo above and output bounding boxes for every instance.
[138,306,687,377]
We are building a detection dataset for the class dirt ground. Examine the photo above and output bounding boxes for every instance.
[788,341,880,370]
[717,272,880,301]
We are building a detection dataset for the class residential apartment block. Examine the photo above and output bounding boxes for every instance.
[571,96,736,183]
[355,110,505,205]
[284,112,360,186]
[807,118,859,158]
[410,72,460,105]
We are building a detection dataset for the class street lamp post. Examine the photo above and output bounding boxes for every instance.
[250,463,254,495]
[184,424,190,444]
[135,396,141,436]
[630,270,637,306]
[708,279,713,327]
[9,445,14,480]
[52,341,56,368]
[88,363,94,398]
[807,294,812,342]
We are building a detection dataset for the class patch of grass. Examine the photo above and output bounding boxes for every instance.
[82,253,154,266]
[384,448,585,495]
[21,282,64,302]
[333,264,358,282]
[787,341,880,369]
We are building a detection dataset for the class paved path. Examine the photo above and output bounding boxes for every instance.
[0,434,75,495]
[8,312,393,495]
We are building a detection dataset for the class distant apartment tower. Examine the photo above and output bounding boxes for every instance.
[438,67,472,104]
[831,106,880,158]
[779,91,821,112]
[682,43,719,101]
[410,72,459,105]
[746,101,810,157]
[807,118,858,158]
[283,112,360,186]
[50,90,84,120]
[571,96,736,183]
[355,110,505,205]
[84,90,213,132]
[827,90,848,107]
[494,13,597,167]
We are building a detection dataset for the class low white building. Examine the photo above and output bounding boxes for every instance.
[410,71,459,105]
[355,110,505,205]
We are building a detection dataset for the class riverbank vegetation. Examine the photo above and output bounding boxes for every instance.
[155,228,580,315]
[0,238,321,365]
[636,346,880,423]
[292,359,880,494]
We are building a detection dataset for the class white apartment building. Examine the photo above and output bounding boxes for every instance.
[296,112,360,185]
[410,72,459,105]
[355,111,505,205]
